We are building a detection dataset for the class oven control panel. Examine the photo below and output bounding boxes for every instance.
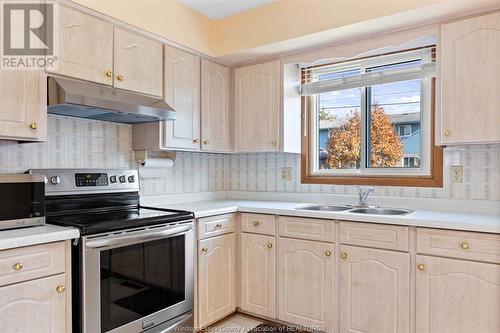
[29,169,139,194]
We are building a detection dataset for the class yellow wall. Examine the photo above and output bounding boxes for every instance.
[72,0,216,55]
[71,0,454,57]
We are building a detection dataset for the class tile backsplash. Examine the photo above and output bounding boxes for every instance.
[0,115,133,173]
[1,115,499,202]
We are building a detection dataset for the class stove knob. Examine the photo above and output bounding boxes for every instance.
[127,175,135,183]
[50,176,61,185]
[119,175,126,183]
[110,175,117,183]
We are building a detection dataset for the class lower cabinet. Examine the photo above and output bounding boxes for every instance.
[339,245,410,333]
[240,233,276,318]
[0,274,67,332]
[278,237,334,333]
[416,255,500,333]
[198,233,236,327]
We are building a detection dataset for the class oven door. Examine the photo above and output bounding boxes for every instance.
[82,222,194,333]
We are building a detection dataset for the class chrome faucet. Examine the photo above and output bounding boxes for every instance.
[355,186,375,207]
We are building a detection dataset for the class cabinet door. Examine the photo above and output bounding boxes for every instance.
[113,27,163,97]
[49,5,113,85]
[440,11,500,144]
[164,45,201,150]
[234,60,280,152]
[198,233,236,327]
[339,245,410,333]
[240,233,276,318]
[416,255,500,333]
[201,59,232,152]
[0,71,46,141]
[0,274,68,333]
[278,238,334,332]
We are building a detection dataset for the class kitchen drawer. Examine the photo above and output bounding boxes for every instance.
[240,213,276,236]
[417,228,500,264]
[0,241,66,287]
[278,216,334,243]
[339,222,409,251]
[198,214,235,239]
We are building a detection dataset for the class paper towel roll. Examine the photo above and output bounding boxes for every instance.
[139,158,174,179]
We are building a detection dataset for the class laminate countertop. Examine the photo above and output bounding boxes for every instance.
[144,199,500,234]
[0,224,80,250]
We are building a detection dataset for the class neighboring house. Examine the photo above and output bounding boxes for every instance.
[319,112,421,168]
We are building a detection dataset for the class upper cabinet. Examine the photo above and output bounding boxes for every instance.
[0,71,46,141]
[49,6,162,97]
[163,45,201,150]
[234,60,281,152]
[48,5,113,85]
[440,11,500,144]
[113,27,163,97]
[201,59,232,152]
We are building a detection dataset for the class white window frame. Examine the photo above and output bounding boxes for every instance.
[308,49,433,177]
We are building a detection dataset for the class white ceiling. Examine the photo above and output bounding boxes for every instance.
[180,0,274,20]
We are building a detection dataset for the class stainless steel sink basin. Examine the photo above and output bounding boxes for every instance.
[348,207,413,215]
[297,205,352,212]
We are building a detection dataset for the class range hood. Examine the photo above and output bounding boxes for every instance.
[47,77,176,124]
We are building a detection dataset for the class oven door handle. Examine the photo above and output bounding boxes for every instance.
[85,224,193,249]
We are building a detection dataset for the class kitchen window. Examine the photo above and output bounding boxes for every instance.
[301,47,443,187]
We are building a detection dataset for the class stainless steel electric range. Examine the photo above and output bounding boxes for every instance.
[30,169,195,333]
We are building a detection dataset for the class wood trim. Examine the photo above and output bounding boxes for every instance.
[301,79,443,187]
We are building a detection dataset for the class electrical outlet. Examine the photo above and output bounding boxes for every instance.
[450,165,463,183]
[281,167,293,181]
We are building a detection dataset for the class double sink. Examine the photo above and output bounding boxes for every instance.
[296,205,412,215]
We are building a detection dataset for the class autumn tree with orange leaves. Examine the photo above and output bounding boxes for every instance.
[326,106,403,169]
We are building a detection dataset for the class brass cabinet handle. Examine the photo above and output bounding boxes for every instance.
[13,263,23,271]
[56,285,65,293]
[325,250,332,257]
[267,243,273,249]
[105,71,113,78]
[193,139,200,144]
[443,129,451,137]
[461,242,469,250]
[201,247,208,253]
[203,140,209,144]
[215,223,222,229]
[29,123,38,130]
[271,140,277,146]
[116,75,124,81]
[417,264,425,271]
[340,252,347,260]
[253,221,260,227]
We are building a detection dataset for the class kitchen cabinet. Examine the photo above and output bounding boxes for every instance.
[113,27,163,97]
[50,5,162,98]
[339,245,410,333]
[415,255,500,333]
[240,233,276,318]
[440,11,500,144]
[0,274,68,333]
[163,45,201,150]
[201,59,232,152]
[0,241,71,332]
[278,237,334,332]
[234,60,280,152]
[198,233,236,328]
[0,71,46,141]
[49,5,113,85]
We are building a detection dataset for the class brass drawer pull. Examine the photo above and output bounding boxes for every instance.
[105,71,113,78]
[29,123,38,130]
[253,221,260,227]
[461,242,469,250]
[417,264,425,271]
[443,129,451,137]
[56,285,65,293]
[267,243,273,249]
[340,252,347,260]
[193,139,200,144]
[13,263,23,271]
[325,250,332,257]
[116,75,124,81]
[215,223,222,229]
[203,140,209,144]
[201,247,208,253]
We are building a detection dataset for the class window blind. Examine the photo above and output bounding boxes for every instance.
[300,46,436,96]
